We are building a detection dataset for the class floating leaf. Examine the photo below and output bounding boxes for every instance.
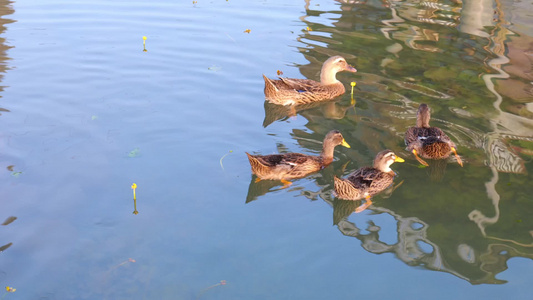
[1,216,17,226]
[0,243,12,252]
[7,165,14,172]
[11,171,22,177]
[208,65,221,72]
[91,115,98,120]
[128,148,140,158]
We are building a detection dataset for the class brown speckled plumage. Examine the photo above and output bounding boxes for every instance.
[334,150,404,201]
[263,56,357,106]
[246,130,350,183]
[404,104,463,166]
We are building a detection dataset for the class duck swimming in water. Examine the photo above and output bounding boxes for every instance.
[334,150,404,213]
[263,56,357,106]
[404,103,463,167]
[246,130,350,187]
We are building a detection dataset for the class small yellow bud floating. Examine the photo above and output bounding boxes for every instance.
[131,183,137,200]
[350,82,357,105]
[131,183,139,215]
[142,36,147,52]
[5,286,16,292]
[243,29,251,34]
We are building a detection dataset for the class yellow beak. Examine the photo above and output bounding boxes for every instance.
[395,156,405,163]
[341,139,351,148]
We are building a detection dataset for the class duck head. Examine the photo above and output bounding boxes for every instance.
[320,56,357,85]
[373,150,404,173]
[416,103,431,128]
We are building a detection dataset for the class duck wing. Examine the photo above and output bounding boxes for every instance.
[346,167,377,189]
[278,78,316,90]
[285,153,317,166]
[350,167,393,189]
[278,78,332,94]
[427,127,453,142]
[405,126,429,145]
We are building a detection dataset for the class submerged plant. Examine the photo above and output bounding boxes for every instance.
[220,150,233,170]
[197,280,226,299]
[1,287,16,299]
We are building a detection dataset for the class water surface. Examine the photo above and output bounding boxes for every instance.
[0,0,532,299]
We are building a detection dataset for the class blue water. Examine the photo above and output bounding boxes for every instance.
[0,0,532,299]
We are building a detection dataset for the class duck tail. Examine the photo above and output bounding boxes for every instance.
[333,176,360,201]
[246,152,268,175]
[262,74,279,96]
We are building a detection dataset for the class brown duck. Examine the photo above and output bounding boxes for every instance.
[404,103,463,167]
[246,130,350,187]
[263,56,357,106]
[334,150,404,213]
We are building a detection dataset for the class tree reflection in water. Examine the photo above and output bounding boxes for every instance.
[249,0,533,285]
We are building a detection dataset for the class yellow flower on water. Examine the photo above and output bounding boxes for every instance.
[5,286,16,292]
[306,26,312,31]
[131,183,137,200]
[243,29,251,33]
[350,82,357,105]
[277,70,283,76]
[142,37,147,52]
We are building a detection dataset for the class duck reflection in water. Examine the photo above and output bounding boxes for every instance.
[262,99,355,127]
[334,150,404,213]
[420,158,449,182]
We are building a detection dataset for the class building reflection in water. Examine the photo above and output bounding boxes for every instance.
[250,0,533,285]
[0,0,13,116]
[0,0,14,254]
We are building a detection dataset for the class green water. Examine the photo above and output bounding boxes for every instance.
[0,0,531,298]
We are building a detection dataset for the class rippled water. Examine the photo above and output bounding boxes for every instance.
[0,0,532,298]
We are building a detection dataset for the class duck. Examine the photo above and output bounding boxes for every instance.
[334,150,404,213]
[246,130,351,187]
[263,56,357,106]
[404,103,463,167]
